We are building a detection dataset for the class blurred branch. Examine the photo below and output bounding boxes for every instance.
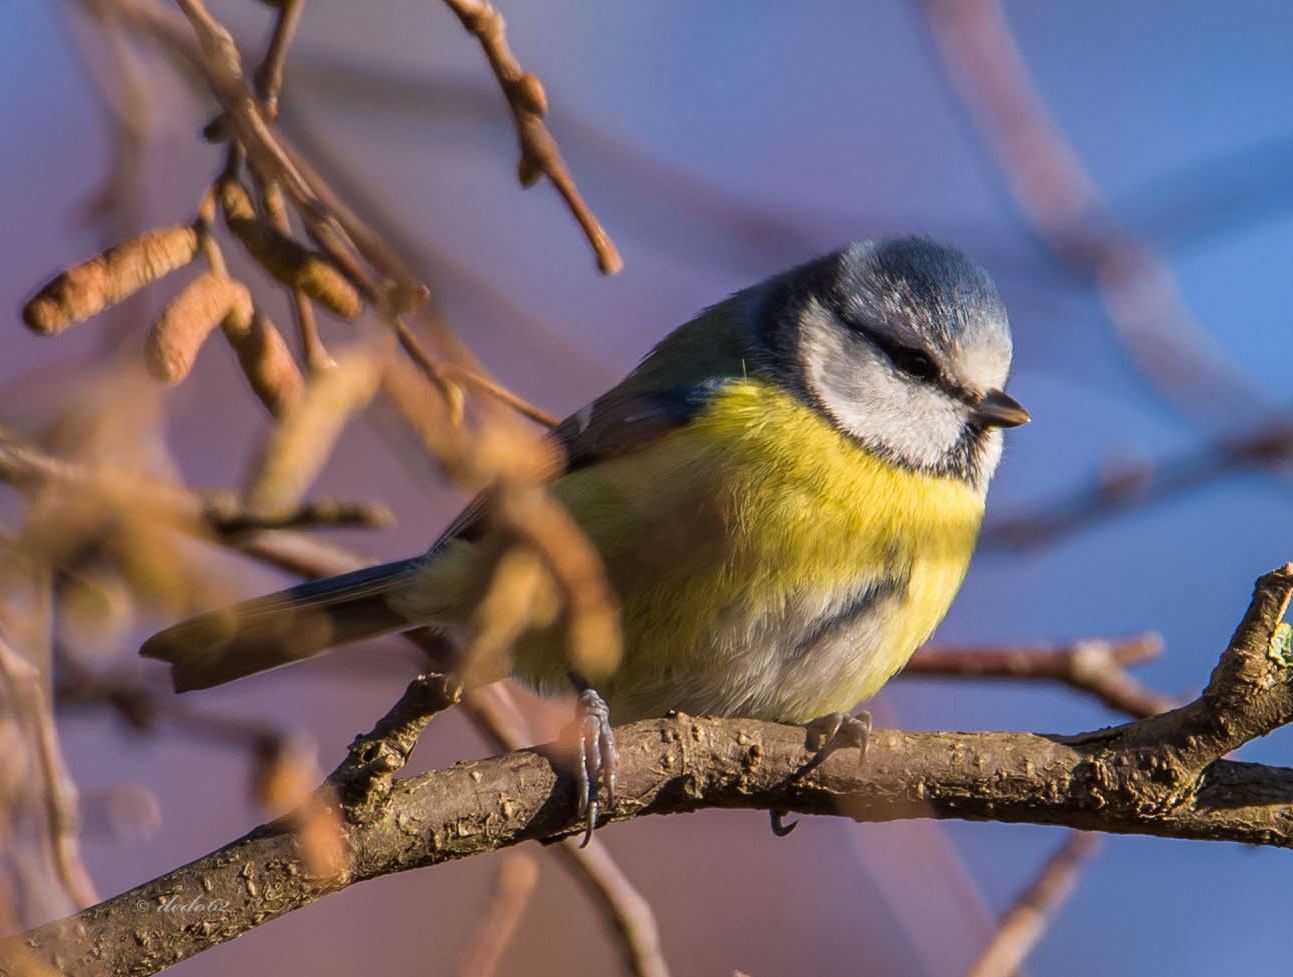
[15,566,1293,974]
[456,681,673,977]
[984,420,1293,551]
[917,0,1274,429]
[963,831,1101,977]
[0,635,99,910]
[62,2,152,238]
[55,664,300,756]
[455,852,539,977]
[0,431,393,535]
[904,633,1174,719]
[252,0,303,121]
[130,524,669,977]
[169,0,425,312]
[552,827,672,977]
[440,0,622,275]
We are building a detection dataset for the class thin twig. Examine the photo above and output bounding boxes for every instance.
[455,852,540,977]
[963,832,1102,977]
[917,0,1272,430]
[0,431,392,535]
[201,492,394,533]
[438,361,559,429]
[252,0,304,120]
[904,633,1173,719]
[0,635,99,909]
[984,421,1293,550]
[393,318,559,428]
[245,0,337,373]
[440,0,621,274]
[260,178,336,373]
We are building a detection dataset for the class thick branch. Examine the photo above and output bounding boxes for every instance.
[10,716,1293,975]
[10,565,1293,977]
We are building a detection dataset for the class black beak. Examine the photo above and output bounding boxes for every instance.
[973,389,1030,428]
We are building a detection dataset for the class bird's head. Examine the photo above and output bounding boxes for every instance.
[756,236,1027,491]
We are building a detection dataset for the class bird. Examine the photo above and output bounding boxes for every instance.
[142,236,1028,840]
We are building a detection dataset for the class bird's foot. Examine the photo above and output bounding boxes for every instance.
[802,710,872,773]
[572,686,616,847]
[768,710,872,839]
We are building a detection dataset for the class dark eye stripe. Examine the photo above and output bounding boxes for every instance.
[853,324,939,381]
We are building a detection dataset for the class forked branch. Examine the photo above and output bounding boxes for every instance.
[8,567,1293,976]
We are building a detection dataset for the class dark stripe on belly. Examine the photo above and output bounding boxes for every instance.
[790,576,907,659]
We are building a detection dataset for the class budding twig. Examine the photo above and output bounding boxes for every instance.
[440,0,622,275]
[219,178,362,321]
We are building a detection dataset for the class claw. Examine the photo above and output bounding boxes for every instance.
[770,712,871,837]
[769,809,798,837]
[574,686,616,847]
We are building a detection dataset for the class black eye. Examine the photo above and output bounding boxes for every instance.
[891,347,936,380]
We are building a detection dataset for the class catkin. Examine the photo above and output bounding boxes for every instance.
[145,274,253,384]
[219,181,362,321]
[222,310,305,418]
[244,350,381,516]
[23,226,200,334]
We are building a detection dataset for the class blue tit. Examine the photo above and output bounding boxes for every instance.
[142,236,1027,832]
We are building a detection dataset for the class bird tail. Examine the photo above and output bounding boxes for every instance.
[140,557,424,692]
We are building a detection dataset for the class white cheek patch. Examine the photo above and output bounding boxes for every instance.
[821,372,966,472]
[798,305,968,472]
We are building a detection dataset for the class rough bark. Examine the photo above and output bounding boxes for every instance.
[6,567,1293,977]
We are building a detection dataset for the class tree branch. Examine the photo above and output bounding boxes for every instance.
[0,431,392,536]
[916,0,1273,429]
[904,633,1173,719]
[440,0,622,275]
[9,566,1293,976]
[983,420,1293,551]
[963,831,1101,977]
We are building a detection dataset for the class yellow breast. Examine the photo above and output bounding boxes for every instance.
[517,378,987,721]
